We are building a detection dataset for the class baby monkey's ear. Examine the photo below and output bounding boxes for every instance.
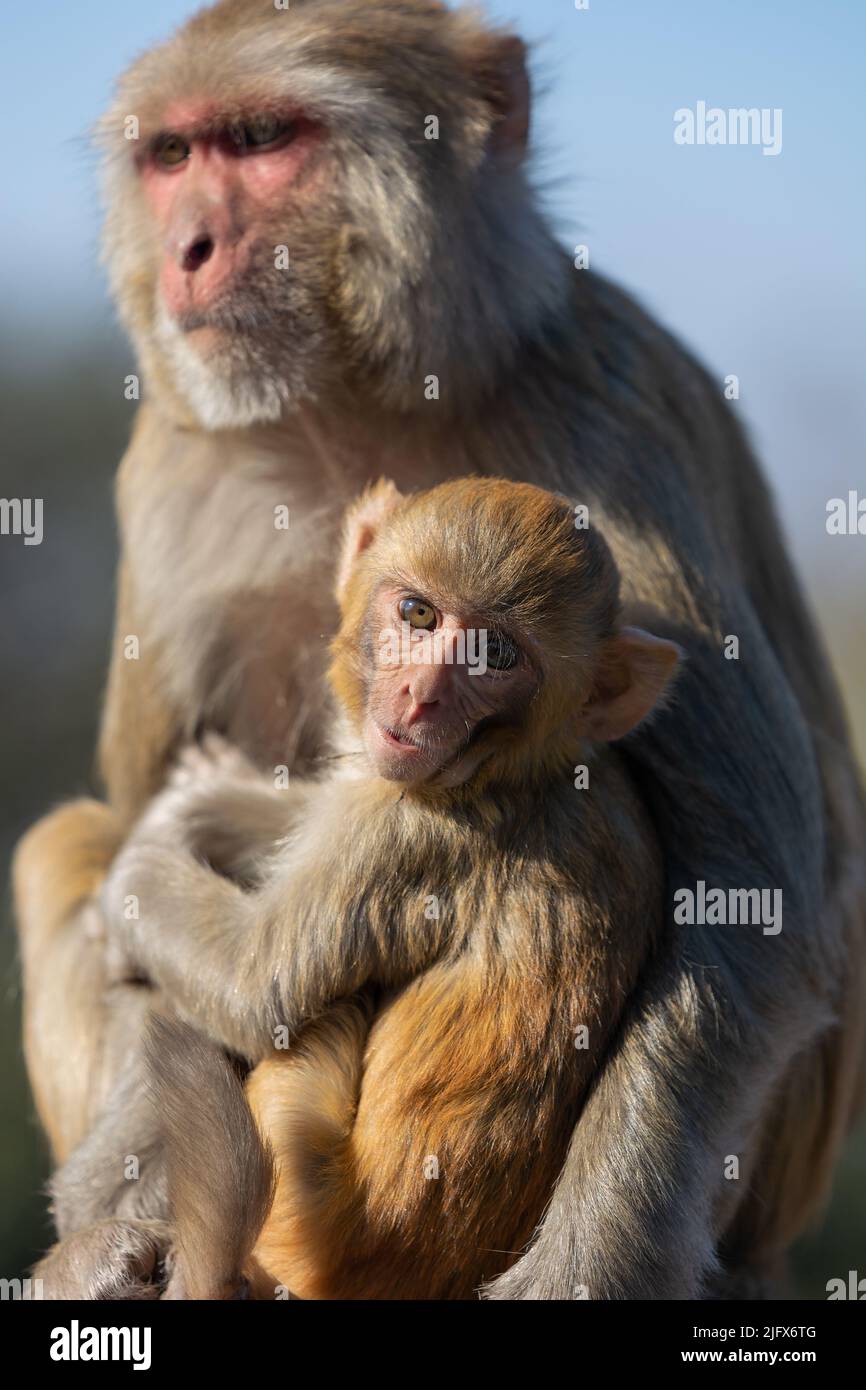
[580,628,682,743]
[335,478,405,604]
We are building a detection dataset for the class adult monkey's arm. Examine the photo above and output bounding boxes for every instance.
[474,270,866,1295]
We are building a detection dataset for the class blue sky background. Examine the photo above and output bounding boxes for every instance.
[2,0,864,718]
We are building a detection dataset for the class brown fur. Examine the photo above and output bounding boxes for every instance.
[14,801,123,1160]
[100,479,667,1299]
[14,0,866,1300]
[146,1016,275,1300]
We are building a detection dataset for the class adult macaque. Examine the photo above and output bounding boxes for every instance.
[95,478,678,1299]
[15,0,865,1299]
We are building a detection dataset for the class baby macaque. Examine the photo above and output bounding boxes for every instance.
[97,476,680,1300]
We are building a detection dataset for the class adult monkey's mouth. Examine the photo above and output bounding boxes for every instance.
[174,304,262,336]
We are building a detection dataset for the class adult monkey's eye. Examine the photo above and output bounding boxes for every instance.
[231,115,295,149]
[154,133,190,167]
[484,631,519,671]
[399,598,437,630]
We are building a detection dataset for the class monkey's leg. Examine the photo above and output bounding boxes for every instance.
[40,1014,280,1303]
[246,1000,371,1300]
[48,1037,170,1234]
[35,1018,277,1300]
[13,799,129,1161]
[14,799,181,1299]
[34,1037,178,1300]
[146,1015,276,1301]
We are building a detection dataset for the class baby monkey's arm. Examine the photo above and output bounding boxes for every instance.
[103,772,436,1061]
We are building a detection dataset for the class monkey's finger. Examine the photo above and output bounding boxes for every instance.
[169,741,216,787]
[199,730,260,780]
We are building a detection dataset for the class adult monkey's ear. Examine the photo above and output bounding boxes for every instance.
[466,31,531,165]
[580,628,683,743]
[335,478,404,605]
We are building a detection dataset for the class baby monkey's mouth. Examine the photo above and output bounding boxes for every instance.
[373,722,461,775]
[379,717,494,765]
[379,725,429,756]
[370,712,510,793]
[380,728,419,750]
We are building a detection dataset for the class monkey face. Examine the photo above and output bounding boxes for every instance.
[362,585,537,785]
[329,478,682,789]
[143,111,324,325]
[99,0,566,426]
[138,105,340,430]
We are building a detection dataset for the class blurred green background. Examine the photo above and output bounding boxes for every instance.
[1,0,864,1296]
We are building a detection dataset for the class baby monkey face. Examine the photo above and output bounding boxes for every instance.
[330,477,681,790]
[364,584,537,784]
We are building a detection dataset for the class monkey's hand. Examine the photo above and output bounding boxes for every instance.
[34,1219,174,1301]
[101,839,215,981]
[132,734,262,843]
[171,732,261,790]
[101,840,167,987]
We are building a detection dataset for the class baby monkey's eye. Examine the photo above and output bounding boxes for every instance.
[484,631,519,671]
[399,597,437,630]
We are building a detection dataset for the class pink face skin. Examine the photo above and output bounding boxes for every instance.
[138,100,323,328]
[364,587,536,785]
